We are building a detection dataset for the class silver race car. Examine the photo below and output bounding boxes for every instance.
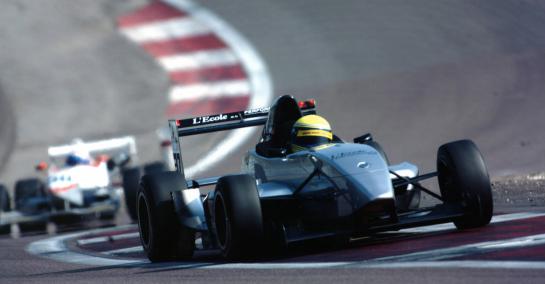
[136,95,493,261]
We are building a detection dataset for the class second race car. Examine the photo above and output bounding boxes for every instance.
[0,137,137,233]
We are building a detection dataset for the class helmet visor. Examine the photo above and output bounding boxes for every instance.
[293,129,332,149]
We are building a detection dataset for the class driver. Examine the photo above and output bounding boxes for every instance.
[290,114,333,153]
[65,151,91,166]
[65,139,91,166]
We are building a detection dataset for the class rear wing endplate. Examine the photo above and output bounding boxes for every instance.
[168,99,316,182]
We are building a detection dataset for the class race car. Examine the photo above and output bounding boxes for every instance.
[136,95,493,261]
[0,137,137,234]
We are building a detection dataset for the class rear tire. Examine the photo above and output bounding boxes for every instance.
[15,179,48,233]
[0,184,11,235]
[137,172,194,262]
[213,175,264,260]
[437,140,493,229]
[122,167,140,221]
[14,179,46,210]
[124,162,165,222]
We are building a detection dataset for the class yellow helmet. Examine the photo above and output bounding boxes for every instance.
[291,115,332,152]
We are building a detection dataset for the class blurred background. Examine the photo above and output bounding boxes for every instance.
[1,0,545,226]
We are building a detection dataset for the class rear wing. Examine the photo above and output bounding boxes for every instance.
[47,136,137,163]
[168,99,317,183]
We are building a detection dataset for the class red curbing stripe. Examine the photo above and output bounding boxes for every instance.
[141,34,227,57]
[166,96,250,117]
[117,1,186,28]
[283,215,545,263]
[169,64,246,85]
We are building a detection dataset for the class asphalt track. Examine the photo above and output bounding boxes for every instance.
[1,0,545,283]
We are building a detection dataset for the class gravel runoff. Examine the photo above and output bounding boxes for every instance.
[492,173,545,209]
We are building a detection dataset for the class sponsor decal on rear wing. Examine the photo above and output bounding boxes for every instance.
[171,99,316,137]
[176,107,270,132]
[167,99,317,179]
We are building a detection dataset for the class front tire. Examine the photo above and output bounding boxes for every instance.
[15,179,48,233]
[213,175,264,260]
[0,184,11,235]
[137,172,194,262]
[122,167,140,221]
[437,140,493,229]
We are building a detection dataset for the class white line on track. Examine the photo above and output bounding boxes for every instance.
[121,17,210,43]
[111,232,140,241]
[76,236,108,246]
[353,261,545,270]
[143,260,545,270]
[27,212,545,269]
[169,80,250,102]
[27,225,144,266]
[159,49,239,71]
[76,232,140,246]
[103,246,143,256]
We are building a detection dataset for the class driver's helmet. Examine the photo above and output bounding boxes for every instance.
[291,114,333,152]
[65,139,91,166]
[65,152,90,166]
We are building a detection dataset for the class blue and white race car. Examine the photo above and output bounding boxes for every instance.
[0,137,137,234]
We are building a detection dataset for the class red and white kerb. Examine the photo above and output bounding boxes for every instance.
[118,0,251,117]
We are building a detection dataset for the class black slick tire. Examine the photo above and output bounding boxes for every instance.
[437,140,493,229]
[15,179,48,233]
[122,167,141,221]
[213,175,264,260]
[137,171,194,262]
[0,184,11,235]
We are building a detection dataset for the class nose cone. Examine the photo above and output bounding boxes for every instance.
[315,143,388,175]
[347,169,394,200]
[314,143,394,206]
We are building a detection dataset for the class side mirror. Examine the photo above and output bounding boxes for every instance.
[267,147,287,157]
[353,133,373,144]
[35,161,48,171]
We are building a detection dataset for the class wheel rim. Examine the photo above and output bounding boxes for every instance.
[214,193,229,250]
[137,192,151,248]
